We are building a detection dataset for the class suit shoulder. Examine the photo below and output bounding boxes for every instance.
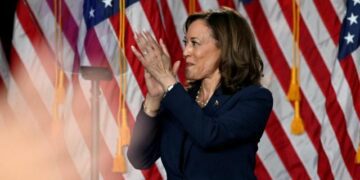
[236,85,272,98]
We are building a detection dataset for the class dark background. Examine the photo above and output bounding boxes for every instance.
[1,0,18,59]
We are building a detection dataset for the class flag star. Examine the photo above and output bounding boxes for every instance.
[354,0,360,6]
[89,8,95,18]
[102,0,112,8]
[344,32,355,44]
[347,13,358,25]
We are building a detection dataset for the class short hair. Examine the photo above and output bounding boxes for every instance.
[184,7,263,94]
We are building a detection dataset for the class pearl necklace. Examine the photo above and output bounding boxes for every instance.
[195,86,209,108]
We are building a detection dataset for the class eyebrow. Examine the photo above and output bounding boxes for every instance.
[183,36,200,41]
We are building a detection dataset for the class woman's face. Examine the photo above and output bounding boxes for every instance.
[183,20,221,81]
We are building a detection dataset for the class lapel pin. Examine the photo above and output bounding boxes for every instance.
[214,100,220,107]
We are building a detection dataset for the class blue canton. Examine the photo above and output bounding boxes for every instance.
[83,0,138,29]
[338,0,360,60]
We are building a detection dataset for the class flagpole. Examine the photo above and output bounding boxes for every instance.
[80,66,112,180]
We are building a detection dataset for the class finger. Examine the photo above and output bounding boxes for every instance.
[160,39,170,57]
[143,31,159,47]
[135,32,150,55]
[172,60,181,75]
[131,45,146,63]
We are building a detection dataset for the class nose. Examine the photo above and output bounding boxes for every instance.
[183,44,191,59]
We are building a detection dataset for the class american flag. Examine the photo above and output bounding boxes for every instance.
[0,0,359,179]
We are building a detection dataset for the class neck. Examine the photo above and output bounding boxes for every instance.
[198,69,221,105]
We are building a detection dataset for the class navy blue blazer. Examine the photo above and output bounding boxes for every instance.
[128,83,273,180]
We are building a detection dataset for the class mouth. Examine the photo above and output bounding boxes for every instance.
[186,62,195,68]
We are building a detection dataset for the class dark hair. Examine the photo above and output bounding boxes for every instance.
[184,7,263,94]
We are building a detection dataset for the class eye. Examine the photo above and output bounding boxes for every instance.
[191,40,199,47]
[182,39,187,46]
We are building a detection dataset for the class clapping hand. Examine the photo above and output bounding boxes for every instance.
[131,31,180,99]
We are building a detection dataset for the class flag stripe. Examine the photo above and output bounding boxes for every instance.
[266,113,311,179]
[302,0,360,131]
[276,0,360,177]
[253,0,347,178]
[4,0,360,179]
[218,1,276,176]
[254,149,273,180]
[159,0,187,83]
[17,1,129,179]
[257,133,290,179]
[241,1,340,178]
[10,46,81,179]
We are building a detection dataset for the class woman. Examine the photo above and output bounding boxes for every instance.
[128,8,273,179]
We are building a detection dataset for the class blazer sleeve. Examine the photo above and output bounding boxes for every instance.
[161,83,273,150]
[127,104,162,169]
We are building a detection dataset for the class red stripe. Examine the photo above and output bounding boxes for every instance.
[83,24,161,179]
[115,4,165,178]
[142,164,163,180]
[300,93,335,179]
[215,2,285,179]
[266,113,311,179]
[255,155,272,180]
[109,15,147,95]
[17,0,56,85]
[312,0,342,45]
[313,0,360,122]
[244,0,334,178]
[45,0,160,177]
[159,0,187,83]
[10,47,81,180]
[276,0,360,178]
[45,0,81,72]
[17,1,125,179]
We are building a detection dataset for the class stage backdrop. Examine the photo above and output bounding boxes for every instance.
[0,0,359,179]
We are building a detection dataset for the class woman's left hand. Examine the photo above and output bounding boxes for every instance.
[131,31,177,90]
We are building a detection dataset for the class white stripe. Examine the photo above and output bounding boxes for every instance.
[93,19,144,116]
[156,159,167,178]
[254,1,351,179]
[166,0,188,49]
[248,1,319,178]
[26,0,75,73]
[64,0,83,26]
[302,1,360,166]
[18,1,104,179]
[0,43,41,131]
[13,12,94,179]
[12,16,54,112]
[258,133,291,179]
[198,0,219,10]
[300,0,360,148]
[125,3,168,178]
[63,91,91,180]
[330,0,346,22]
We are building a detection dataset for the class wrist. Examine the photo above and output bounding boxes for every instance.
[143,96,161,117]
[161,74,177,92]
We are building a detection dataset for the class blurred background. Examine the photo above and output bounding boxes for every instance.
[0,0,359,179]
